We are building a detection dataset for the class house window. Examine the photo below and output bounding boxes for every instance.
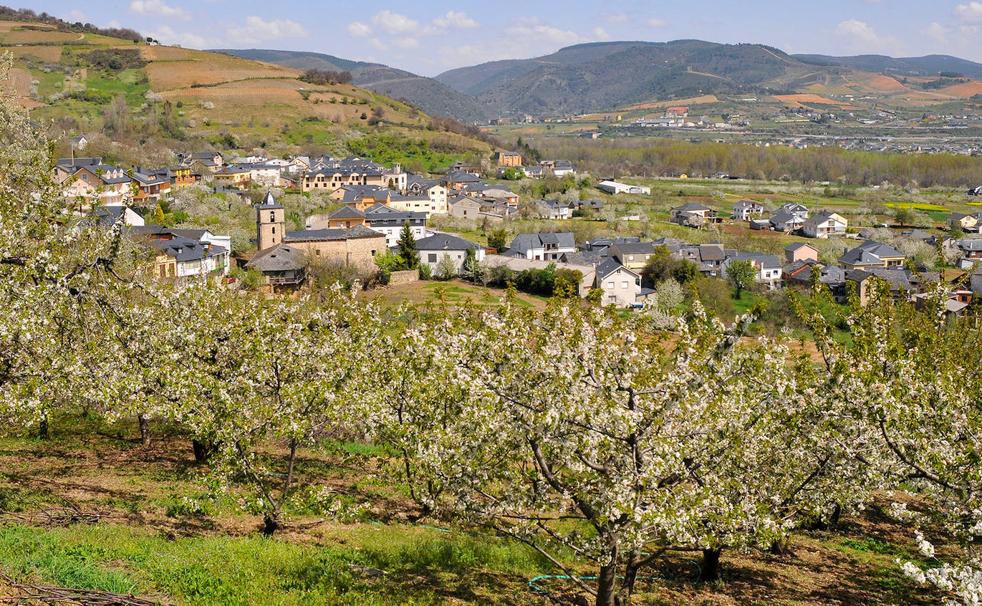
[316,250,321,256]
[428,254,437,263]
[621,281,628,289]
[607,281,614,289]
[272,227,276,235]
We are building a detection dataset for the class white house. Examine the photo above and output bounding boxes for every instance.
[143,234,230,279]
[552,160,575,177]
[416,233,485,273]
[389,193,440,218]
[732,200,765,221]
[95,205,145,227]
[598,181,651,195]
[802,212,848,239]
[723,252,783,289]
[405,176,448,215]
[506,232,577,261]
[364,208,431,248]
[534,200,573,220]
[595,258,642,307]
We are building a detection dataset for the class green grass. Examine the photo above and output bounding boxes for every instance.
[84,68,149,107]
[732,290,763,315]
[0,523,551,605]
[31,68,65,97]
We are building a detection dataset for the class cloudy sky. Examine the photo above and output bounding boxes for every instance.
[29,0,982,76]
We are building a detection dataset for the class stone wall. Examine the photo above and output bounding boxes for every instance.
[389,269,419,285]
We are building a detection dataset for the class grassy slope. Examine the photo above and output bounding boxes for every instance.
[0,415,942,605]
[2,20,491,163]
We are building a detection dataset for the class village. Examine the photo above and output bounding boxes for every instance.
[51,138,982,315]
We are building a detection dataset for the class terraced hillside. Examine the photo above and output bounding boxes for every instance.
[1,20,492,162]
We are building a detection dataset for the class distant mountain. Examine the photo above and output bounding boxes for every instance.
[219,43,982,121]
[793,54,982,79]
[434,40,819,117]
[215,49,491,123]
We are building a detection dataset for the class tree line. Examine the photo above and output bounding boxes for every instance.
[535,137,982,187]
[1,68,980,606]
[299,69,354,86]
[0,5,144,42]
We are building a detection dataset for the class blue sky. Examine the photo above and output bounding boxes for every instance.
[27,0,982,76]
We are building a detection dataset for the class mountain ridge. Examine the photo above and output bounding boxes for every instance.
[214,48,491,123]
[218,41,982,121]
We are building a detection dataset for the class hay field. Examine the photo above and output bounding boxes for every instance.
[4,45,61,62]
[938,80,982,98]
[773,94,855,108]
[143,47,298,91]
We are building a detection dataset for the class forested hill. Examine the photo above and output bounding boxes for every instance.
[216,49,492,123]
[793,53,982,79]
[434,40,820,117]
[218,41,982,121]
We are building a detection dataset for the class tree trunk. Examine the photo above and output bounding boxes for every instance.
[138,415,150,446]
[699,548,722,583]
[191,440,213,463]
[828,504,842,530]
[596,560,619,606]
[261,513,279,537]
[617,555,642,606]
[770,538,790,555]
[38,414,49,440]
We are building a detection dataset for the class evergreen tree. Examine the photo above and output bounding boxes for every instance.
[396,221,419,270]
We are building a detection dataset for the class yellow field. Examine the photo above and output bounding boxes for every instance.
[3,45,62,62]
[773,94,855,108]
[620,95,720,112]
[939,80,982,98]
[0,21,57,33]
[0,29,82,45]
[142,47,298,91]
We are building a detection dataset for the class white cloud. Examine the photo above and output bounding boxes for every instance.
[431,11,478,30]
[604,13,629,24]
[592,27,611,41]
[149,25,209,48]
[647,18,668,28]
[955,1,982,23]
[347,21,371,38]
[925,21,948,42]
[129,0,190,20]
[372,10,418,34]
[67,9,87,22]
[835,19,881,44]
[225,16,307,44]
[505,17,583,47]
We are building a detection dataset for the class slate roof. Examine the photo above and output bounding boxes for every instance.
[698,243,725,262]
[840,241,905,265]
[329,206,366,220]
[258,191,283,210]
[674,203,713,212]
[786,242,817,252]
[596,258,637,281]
[958,238,982,252]
[341,185,390,203]
[146,236,227,263]
[509,232,576,254]
[416,233,481,251]
[285,225,382,242]
[847,268,914,291]
[726,250,781,270]
[366,211,427,226]
[246,244,307,272]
